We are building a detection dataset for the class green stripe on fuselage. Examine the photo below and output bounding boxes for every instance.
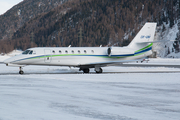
[135,43,153,53]
[29,44,153,60]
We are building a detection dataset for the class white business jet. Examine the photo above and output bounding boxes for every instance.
[4,22,157,74]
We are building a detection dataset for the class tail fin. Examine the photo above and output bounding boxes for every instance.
[128,22,157,51]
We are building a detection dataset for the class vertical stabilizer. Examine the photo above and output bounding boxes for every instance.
[128,23,157,51]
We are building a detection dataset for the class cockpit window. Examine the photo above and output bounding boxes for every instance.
[22,50,33,55]
[22,50,30,54]
[29,51,33,54]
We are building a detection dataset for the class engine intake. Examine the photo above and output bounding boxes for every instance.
[107,48,111,56]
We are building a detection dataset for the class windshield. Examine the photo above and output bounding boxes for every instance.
[22,50,30,54]
[22,50,33,55]
[29,51,33,54]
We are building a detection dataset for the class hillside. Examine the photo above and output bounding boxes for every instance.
[0,0,180,57]
[0,0,69,41]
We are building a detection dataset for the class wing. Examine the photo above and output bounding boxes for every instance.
[78,58,180,69]
[78,62,117,69]
[120,58,180,68]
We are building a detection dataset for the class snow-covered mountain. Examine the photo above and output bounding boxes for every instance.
[0,0,179,58]
[153,22,180,58]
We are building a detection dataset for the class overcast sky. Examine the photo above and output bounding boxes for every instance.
[0,0,23,15]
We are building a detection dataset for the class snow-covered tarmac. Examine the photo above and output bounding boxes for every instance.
[0,64,180,120]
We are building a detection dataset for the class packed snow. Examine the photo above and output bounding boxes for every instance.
[0,63,180,120]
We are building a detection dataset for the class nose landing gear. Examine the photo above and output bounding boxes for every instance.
[19,67,24,75]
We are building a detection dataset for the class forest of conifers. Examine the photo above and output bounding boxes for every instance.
[0,0,179,53]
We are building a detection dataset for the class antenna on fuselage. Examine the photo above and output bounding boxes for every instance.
[68,45,71,47]
[100,45,102,47]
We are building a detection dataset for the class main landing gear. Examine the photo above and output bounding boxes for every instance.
[79,68,90,73]
[95,67,103,73]
[19,67,24,75]
[80,67,103,74]
[83,69,90,73]
[95,68,103,73]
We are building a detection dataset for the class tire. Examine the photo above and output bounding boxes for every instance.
[96,68,103,73]
[19,71,24,75]
[83,69,90,73]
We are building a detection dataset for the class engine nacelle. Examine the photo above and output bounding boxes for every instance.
[107,47,134,56]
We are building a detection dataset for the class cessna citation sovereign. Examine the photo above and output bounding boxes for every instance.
[4,22,157,74]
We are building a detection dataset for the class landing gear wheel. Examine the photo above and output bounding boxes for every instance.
[19,70,24,75]
[83,69,90,73]
[96,68,103,73]
[19,67,24,75]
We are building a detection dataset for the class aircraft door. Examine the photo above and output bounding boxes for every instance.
[44,49,52,63]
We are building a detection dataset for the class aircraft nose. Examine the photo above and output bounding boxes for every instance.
[3,58,12,64]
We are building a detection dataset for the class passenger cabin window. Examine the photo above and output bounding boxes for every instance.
[78,50,80,54]
[91,50,94,53]
[65,50,68,54]
[52,50,55,53]
[59,50,61,53]
[72,50,74,54]
[84,50,87,53]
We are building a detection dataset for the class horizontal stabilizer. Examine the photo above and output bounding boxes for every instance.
[136,40,176,43]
